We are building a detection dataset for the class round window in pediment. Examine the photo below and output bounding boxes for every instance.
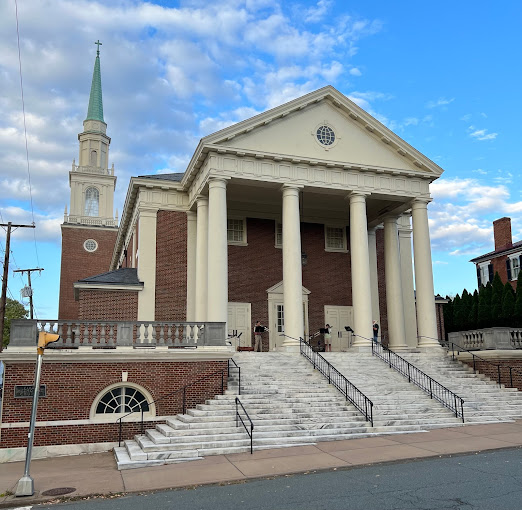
[316,125,335,146]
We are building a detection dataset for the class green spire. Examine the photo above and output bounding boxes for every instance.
[86,40,104,122]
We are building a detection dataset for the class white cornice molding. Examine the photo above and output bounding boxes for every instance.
[73,283,143,292]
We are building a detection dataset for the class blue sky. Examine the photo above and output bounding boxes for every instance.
[1,0,521,319]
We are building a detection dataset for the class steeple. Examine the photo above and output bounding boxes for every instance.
[86,40,104,123]
[64,42,117,228]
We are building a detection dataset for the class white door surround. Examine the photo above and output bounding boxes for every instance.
[267,281,310,351]
[324,305,353,351]
[227,302,251,351]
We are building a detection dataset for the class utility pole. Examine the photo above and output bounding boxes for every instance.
[14,268,44,319]
[0,222,35,351]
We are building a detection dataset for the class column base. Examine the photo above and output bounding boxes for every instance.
[15,475,34,497]
[279,343,300,353]
[415,345,445,353]
[351,338,372,348]
[349,345,372,353]
[417,338,443,349]
[388,344,410,352]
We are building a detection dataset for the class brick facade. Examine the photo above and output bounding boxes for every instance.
[0,360,227,448]
[376,228,389,345]
[78,290,138,320]
[155,211,188,321]
[227,218,389,349]
[59,225,118,319]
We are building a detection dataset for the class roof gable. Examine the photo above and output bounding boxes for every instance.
[199,86,442,177]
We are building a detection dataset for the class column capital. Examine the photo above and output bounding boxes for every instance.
[208,176,230,189]
[138,207,158,217]
[186,211,197,220]
[411,197,433,209]
[346,190,371,201]
[196,195,209,206]
[280,183,304,192]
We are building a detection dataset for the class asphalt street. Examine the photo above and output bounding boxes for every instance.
[33,448,522,510]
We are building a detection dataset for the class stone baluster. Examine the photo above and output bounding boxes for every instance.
[158,323,165,346]
[100,323,106,346]
[65,322,73,346]
[166,324,173,346]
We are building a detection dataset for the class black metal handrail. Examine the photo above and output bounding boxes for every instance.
[235,397,254,454]
[447,341,522,388]
[372,340,465,422]
[116,369,226,446]
[297,336,374,426]
[228,357,241,395]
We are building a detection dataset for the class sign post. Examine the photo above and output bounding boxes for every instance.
[15,331,60,497]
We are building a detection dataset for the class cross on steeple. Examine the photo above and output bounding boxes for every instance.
[94,40,102,56]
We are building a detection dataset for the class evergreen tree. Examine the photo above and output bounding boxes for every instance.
[468,290,479,329]
[491,272,504,326]
[443,296,454,334]
[484,282,493,327]
[501,282,516,326]
[478,284,491,328]
[515,270,522,327]
[452,293,462,330]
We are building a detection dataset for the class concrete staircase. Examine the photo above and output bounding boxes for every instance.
[398,350,522,422]
[322,352,471,429]
[114,350,521,469]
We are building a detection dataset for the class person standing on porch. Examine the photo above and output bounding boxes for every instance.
[373,320,379,342]
[324,324,332,352]
[253,321,268,352]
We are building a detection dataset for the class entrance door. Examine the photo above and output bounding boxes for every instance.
[227,302,251,350]
[325,305,353,351]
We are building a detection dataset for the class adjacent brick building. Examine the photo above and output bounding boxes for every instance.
[471,217,522,290]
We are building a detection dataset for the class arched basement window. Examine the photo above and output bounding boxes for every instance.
[84,187,99,217]
[92,384,152,418]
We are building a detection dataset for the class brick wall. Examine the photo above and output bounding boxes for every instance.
[436,303,445,341]
[376,228,389,345]
[78,290,138,320]
[492,255,517,291]
[226,218,391,349]
[59,226,118,319]
[155,211,187,321]
[460,359,522,391]
[0,360,227,448]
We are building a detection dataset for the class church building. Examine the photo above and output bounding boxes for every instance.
[58,50,444,354]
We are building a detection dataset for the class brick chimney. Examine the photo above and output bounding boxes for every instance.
[493,217,512,250]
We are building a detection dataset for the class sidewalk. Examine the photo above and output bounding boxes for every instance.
[1,420,522,508]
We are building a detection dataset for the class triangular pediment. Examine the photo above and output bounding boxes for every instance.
[200,86,442,176]
[266,281,311,295]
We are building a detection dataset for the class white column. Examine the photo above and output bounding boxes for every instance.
[186,211,197,322]
[195,197,209,321]
[368,227,380,327]
[281,184,304,351]
[137,208,157,321]
[398,213,418,348]
[349,192,373,346]
[411,198,439,347]
[207,178,228,326]
[384,216,408,350]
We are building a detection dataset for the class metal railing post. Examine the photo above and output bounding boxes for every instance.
[118,419,122,447]
[510,367,513,387]
[429,378,433,399]
[473,355,476,373]
[407,363,411,383]
[239,367,241,395]
[183,387,186,414]
[141,408,144,435]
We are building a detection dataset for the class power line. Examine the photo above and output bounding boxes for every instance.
[14,0,40,268]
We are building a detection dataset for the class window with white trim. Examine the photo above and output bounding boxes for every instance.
[325,226,347,252]
[509,254,521,280]
[227,218,247,245]
[275,222,283,248]
[478,261,491,286]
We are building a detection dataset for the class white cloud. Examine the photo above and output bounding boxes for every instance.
[427,97,455,108]
[468,127,498,141]
[349,67,362,76]
[304,0,332,23]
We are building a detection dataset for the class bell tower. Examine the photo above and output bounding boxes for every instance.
[59,42,119,319]
[65,40,117,227]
